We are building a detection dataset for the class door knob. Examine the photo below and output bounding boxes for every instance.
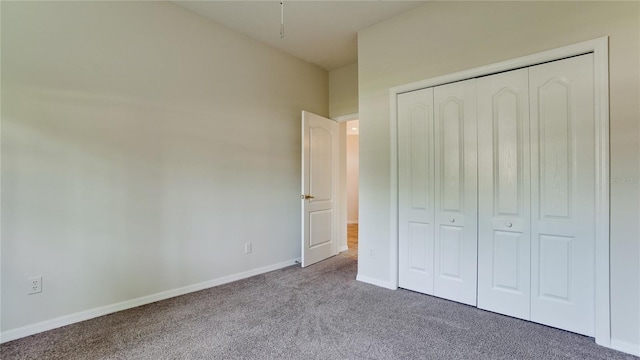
[302,194,315,200]
[506,222,513,228]
[449,217,455,223]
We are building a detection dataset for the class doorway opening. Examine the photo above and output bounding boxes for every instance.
[346,119,359,259]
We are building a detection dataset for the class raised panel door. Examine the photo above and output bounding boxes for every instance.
[302,111,338,267]
[398,88,435,294]
[477,68,531,320]
[433,79,478,306]
[529,54,595,336]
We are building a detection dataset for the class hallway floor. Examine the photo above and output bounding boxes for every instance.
[346,223,358,259]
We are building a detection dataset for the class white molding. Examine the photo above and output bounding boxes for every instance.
[356,274,397,290]
[390,38,602,95]
[332,113,359,122]
[338,121,348,260]
[389,91,399,290]
[592,37,611,348]
[389,37,610,347]
[610,338,640,357]
[0,258,299,344]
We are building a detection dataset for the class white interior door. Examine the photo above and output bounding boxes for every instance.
[477,68,532,320]
[301,111,338,267]
[398,88,435,294]
[529,54,595,336]
[433,79,478,306]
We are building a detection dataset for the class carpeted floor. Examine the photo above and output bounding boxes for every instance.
[1,255,637,360]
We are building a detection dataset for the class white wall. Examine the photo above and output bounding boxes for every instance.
[346,132,359,224]
[1,1,327,335]
[329,63,359,118]
[357,1,639,354]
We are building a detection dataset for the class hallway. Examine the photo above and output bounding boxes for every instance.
[346,223,358,259]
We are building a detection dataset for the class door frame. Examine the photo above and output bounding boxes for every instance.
[333,113,359,254]
[389,38,610,346]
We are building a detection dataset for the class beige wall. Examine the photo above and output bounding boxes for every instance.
[329,63,359,118]
[357,1,639,352]
[1,1,328,334]
[347,132,359,224]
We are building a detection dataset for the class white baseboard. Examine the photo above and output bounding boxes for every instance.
[610,338,640,356]
[0,258,299,344]
[356,274,397,290]
[338,245,349,253]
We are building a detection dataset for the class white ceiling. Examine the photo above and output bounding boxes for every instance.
[174,1,428,70]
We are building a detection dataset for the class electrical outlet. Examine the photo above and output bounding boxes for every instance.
[244,242,252,254]
[28,276,42,295]
[369,249,375,259]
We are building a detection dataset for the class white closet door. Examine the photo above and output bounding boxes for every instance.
[398,88,435,294]
[477,68,531,319]
[529,54,595,336]
[433,79,478,306]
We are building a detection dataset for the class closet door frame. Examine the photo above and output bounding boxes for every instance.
[389,37,610,347]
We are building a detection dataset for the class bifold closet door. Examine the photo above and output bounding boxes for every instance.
[529,54,595,336]
[433,79,478,306]
[398,79,478,306]
[477,54,596,335]
[477,68,531,320]
[399,53,596,336]
[398,88,435,295]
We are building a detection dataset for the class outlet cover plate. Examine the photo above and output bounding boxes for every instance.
[28,276,42,295]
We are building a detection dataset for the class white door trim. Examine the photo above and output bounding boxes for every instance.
[332,114,359,254]
[332,113,359,122]
[389,37,610,347]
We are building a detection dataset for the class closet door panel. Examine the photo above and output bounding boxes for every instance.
[433,79,478,306]
[398,88,435,295]
[529,54,595,336]
[477,69,531,320]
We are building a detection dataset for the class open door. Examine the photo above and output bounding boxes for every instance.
[301,111,338,267]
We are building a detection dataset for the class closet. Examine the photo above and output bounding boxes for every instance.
[397,54,595,336]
